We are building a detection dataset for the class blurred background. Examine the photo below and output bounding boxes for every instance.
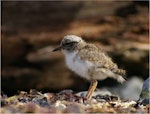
[2,1,149,100]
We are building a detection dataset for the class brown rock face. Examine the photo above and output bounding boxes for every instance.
[2,1,149,95]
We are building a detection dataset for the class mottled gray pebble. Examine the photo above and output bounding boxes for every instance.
[138,77,150,105]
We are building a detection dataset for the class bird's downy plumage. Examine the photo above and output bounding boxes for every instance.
[53,35,126,83]
[77,44,126,76]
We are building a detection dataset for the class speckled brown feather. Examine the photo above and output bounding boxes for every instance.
[77,43,126,77]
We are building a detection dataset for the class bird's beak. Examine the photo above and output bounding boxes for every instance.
[52,45,62,52]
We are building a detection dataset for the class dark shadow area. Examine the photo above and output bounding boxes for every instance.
[2,1,84,32]
[115,2,138,17]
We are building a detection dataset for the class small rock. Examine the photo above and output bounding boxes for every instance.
[76,90,112,97]
[138,77,150,105]
[121,77,143,100]
[94,95,119,102]
[55,100,66,111]
[32,98,50,107]
[44,93,54,100]
[59,89,74,94]
[63,103,85,113]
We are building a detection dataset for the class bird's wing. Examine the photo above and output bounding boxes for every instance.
[78,43,116,68]
[78,44,126,76]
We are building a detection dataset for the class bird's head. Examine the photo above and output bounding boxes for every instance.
[53,35,84,53]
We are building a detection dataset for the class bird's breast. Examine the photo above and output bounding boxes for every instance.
[65,52,92,80]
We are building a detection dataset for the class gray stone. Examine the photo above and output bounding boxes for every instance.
[76,89,112,97]
[138,76,150,105]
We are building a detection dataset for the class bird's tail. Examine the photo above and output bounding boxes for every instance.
[116,75,126,83]
[113,69,126,83]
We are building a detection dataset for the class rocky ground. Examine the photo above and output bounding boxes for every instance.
[1,89,149,113]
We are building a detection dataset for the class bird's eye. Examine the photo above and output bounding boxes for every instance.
[65,43,70,45]
[65,42,76,46]
[62,41,77,47]
[62,42,69,46]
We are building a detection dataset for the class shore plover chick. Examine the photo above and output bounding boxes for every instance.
[53,35,126,99]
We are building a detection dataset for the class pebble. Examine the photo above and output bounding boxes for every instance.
[76,90,112,97]
[138,76,150,105]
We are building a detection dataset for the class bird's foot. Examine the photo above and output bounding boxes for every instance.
[85,80,98,99]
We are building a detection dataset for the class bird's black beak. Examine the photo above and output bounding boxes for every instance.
[52,45,62,52]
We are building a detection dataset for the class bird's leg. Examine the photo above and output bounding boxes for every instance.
[85,79,98,99]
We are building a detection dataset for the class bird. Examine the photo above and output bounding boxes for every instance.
[53,35,126,99]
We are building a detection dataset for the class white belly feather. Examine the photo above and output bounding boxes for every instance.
[65,52,93,80]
